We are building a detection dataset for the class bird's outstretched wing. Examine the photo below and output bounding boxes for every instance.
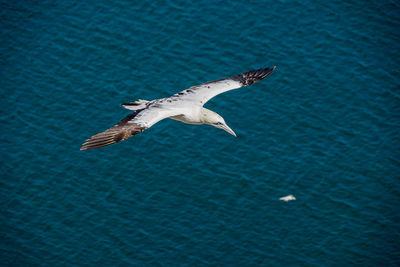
[172,66,276,105]
[80,106,182,150]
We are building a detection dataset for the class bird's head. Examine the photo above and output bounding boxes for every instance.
[201,108,236,137]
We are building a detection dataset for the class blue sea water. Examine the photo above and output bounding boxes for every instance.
[1,0,400,265]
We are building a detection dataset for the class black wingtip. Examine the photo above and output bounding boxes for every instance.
[234,66,276,86]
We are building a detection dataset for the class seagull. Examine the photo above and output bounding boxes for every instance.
[80,66,276,150]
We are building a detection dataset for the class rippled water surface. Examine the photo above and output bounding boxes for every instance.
[1,1,399,265]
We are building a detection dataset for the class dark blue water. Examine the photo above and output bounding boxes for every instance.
[1,1,399,265]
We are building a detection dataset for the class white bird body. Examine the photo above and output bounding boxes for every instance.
[168,105,203,125]
[81,66,276,150]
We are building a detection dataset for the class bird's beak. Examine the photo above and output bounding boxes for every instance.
[221,123,237,137]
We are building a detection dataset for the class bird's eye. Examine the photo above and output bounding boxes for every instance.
[215,122,222,125]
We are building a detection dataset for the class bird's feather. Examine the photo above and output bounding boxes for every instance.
[172,66,276,105]
[121,99,150,110]
[80,106,182,150]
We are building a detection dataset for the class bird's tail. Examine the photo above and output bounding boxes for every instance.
[121,99,149,110]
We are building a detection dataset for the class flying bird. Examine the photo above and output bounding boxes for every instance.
[80,66,276,150]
